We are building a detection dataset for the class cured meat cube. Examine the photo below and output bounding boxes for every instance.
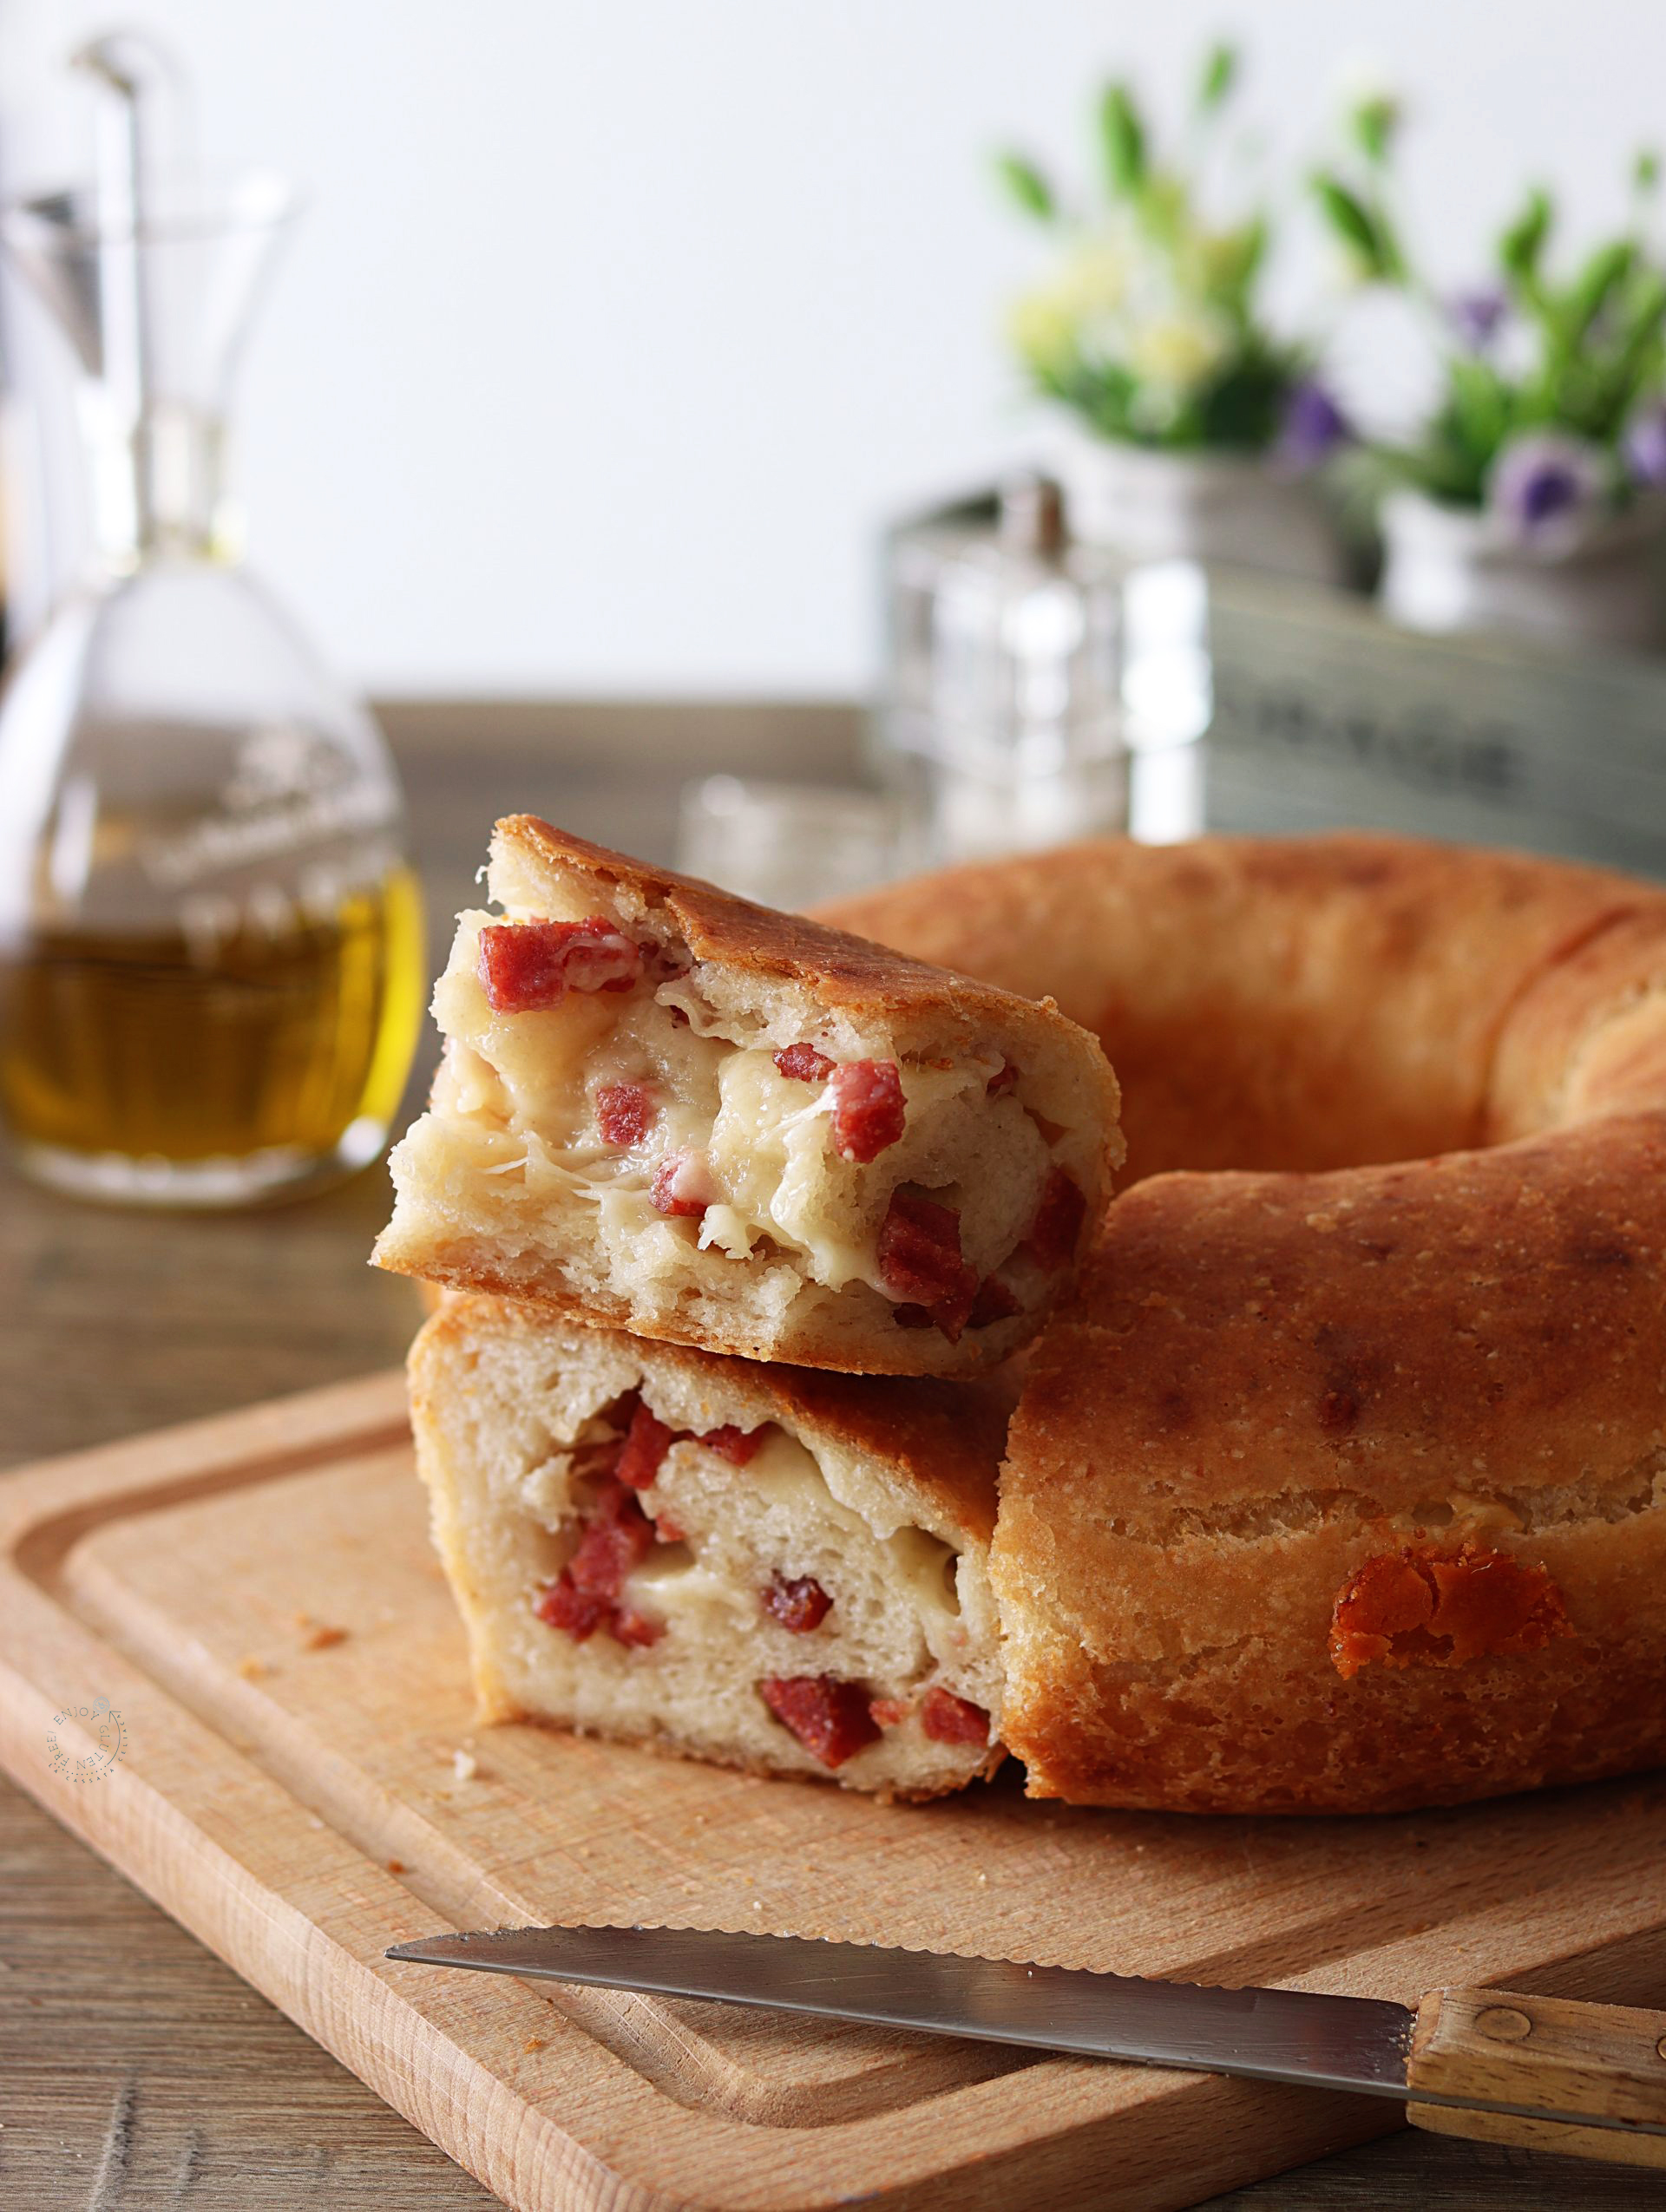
[615,1400,675,1490]
[878,1192,979,1339]
[651,1149,715,1219]
[758,1674,882,1769]
[607,1605,666,1649]
[774,1043,834,1082]
[533,1573,610,1643]
[477,917,641,1011]
[763,1574,834,1633]
[967,1273,1021,1329]
[595,1083,655,1144]
[829,1060,906,1164]
[566,1480,657,1599]
[1026,1166,1087,1272]
[699,1423,766,1465]
[920,1686,991,1746]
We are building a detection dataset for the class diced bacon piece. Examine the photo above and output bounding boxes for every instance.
[652,1149,716,1218]
[699,1423,767,1465]
[986,1058,1020,1097]
[774,1042,834,1082]
[533,1572,610,1643]
[763,1574,833,1633]
[615,1401,675,1490]
[920,1687,991,1746]
[477,917,640,1011]
[877,1191,980,1340]
[565,1480,657,1600]
[595,1082,655,1144]
[653,1511,685,1543]
[758,1675,882,1769]
[1026,1166,1087,1272]
[607,1604,666,1649]
[967,1273,1021,1329]
[828,1060,906,1164]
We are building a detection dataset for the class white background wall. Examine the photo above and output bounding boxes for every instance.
[3,0,1664,697]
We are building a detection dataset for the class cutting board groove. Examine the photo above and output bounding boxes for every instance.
[5,1371,1666,2210]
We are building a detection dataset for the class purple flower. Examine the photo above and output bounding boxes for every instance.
[1276,377,1351,470]
[1486,432,1613,548]
[1623,402,1666,488]
[1446,287,1508,351]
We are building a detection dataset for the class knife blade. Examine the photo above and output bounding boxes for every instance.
[386,1923,1403,2097]
[384,1922,1666,2163]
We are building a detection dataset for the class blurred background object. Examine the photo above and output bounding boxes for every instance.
[677,773,907,910]
[0,29,421,1207]
[3,1,1666,1209]
[1312,106,1666,649]
[993,40,1352,585]
[875,474,1131,863]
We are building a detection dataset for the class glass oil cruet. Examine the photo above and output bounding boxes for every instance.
[0,33,423,1206]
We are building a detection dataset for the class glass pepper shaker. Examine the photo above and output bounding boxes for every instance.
[876,473,1131,863]
[0,35,423,1206]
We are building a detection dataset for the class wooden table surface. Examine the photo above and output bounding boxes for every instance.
[2,701,1658,2211]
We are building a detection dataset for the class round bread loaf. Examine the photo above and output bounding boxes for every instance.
[829,834,1666,1813]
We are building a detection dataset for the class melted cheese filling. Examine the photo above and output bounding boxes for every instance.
[430,910,1052,1299]
[526,1419,985,1718]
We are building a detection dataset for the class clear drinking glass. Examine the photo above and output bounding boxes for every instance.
[678,775,908,909]
[0,75,423,1206]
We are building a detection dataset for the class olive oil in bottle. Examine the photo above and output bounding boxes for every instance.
[0,43,426,1206]
[0,865,424,1201]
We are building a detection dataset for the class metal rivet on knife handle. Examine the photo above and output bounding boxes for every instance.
[1407,1986,1666,2169]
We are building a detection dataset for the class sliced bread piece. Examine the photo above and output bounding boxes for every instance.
[409,1293,1008,1797]
[374,817,1121,1377]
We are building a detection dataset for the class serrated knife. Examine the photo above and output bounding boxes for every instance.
[386,1922,1666,2169]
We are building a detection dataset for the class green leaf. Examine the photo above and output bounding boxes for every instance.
[1498,187,1552,290]
[1198,43,1237,112]
[994,153,1055,222]
[1099,82,1146,197]
[1350,95,1400,167]
[1310,172,1401,281]
[1562,238,1637,345]
[1636,149,1660,193]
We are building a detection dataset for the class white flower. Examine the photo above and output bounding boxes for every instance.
[1054,236,1133,317]
[1005,282,1080,376]
[1125,304,1231,397]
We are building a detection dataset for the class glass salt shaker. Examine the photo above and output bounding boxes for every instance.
[876,474,1130,863]
[0,36,423,1206]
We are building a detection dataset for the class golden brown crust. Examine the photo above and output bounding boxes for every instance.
[836,831,1666,1815]
[1487,902,1666,1138]
[825,832,1644,1183]
[505,815,1092,1042]
[995,1116,1666,1812]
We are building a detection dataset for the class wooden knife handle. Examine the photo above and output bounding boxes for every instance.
[1407,1986,1666,2168]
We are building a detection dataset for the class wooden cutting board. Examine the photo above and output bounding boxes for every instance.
[5,1375,1666,2212]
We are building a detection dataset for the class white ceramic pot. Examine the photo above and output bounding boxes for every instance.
[1056,435,1347,587]
[1380,488,1666,651]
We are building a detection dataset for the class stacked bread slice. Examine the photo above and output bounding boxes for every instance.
[377,818,1123,1796]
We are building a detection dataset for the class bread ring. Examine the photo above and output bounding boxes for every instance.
[829,834,1666,1813]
